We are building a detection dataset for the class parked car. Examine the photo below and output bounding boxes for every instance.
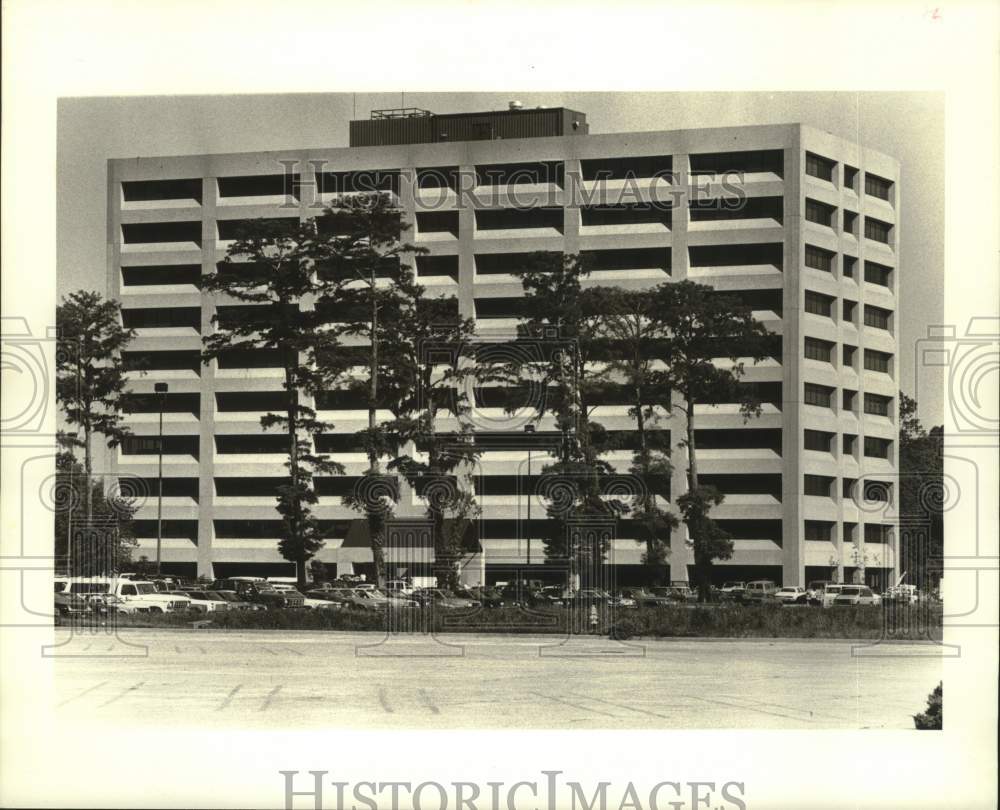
[212,578,304,609]
[213,590,266,611]
[774,586,808,605]
[305,588,362,609]
[412,588,476,610]
[113,580,192,613]
[563,588,619,608]
[833,585,880,606]
[466,586,505,608]
[820,584,844,608]
[720,581,746,597]
[620,588,675,608]
[386,580,416,596]
[744,580,778,602]
[376,589,421,609]
[54,592,90,617]
[649,585,697,604]
[180,590,230,613]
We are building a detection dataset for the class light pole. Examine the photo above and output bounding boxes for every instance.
[154,382,168,576]
[524,424,535,567]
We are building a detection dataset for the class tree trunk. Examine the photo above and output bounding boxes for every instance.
[286,361,306,590]
[84,420,93,525]
[685,400,711,602]
[368,268,378,474]
[366,267,386,589]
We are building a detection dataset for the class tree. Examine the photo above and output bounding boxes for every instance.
[501,253,630,587]
[201,217,349,587]
[54,447,138,575]
[313,193,426,586]
[56,291,137,523]
[380,276,482,588]
[913,681,942,730]
[648,281,773,601]
[592,286,677,584]
[898,393,944,589]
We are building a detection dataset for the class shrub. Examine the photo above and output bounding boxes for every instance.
[913,682,942,729]
[80,603,942,641]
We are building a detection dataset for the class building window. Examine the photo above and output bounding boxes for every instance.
[842,255,857,278]
[843,299,857,322]
[864,172,893,200]
[805,244,834,272]
[804,521,833,542]
[805,152,836,182]
[843,345,857,367]
[844,166,859,191]
[862,480,892,504]
[842,478,857,499]
[804,337,834,363]
[804,291,834,317]
[864,304,892,331]
[864,523,890,543]
[843,434,857,454]
[804,475,833,497]
[843,389,857,411]
[804,382,834,408]
[864,217,892,243]
[804,430,833,452]
[864,393,892,416]
[864,261,893,287]
[864,436,892,458]
[805,198,836,227]
[843,210,858,235]
[864,349,892,373]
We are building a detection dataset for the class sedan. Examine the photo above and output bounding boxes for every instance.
[832,585,880,606]
[620,589,674,608]
[774,586,808,605]
[412,589,477,610]
[182,590,230,613]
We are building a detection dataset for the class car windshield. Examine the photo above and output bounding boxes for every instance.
[841,587,860,595]
[215,592,238,601]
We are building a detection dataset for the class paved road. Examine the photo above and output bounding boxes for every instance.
[52,628,943,730]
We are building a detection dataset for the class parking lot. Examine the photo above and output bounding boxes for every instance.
[54,628,943,730]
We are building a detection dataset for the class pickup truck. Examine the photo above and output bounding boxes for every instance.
[113,580,192,613]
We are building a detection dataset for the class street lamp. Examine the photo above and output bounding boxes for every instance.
[523,424,535,567]
[154,382,168,576]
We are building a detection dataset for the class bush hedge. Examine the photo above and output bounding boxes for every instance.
[79,603,942,641]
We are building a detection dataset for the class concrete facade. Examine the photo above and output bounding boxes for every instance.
[107,120,900,588]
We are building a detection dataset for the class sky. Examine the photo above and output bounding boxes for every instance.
[57,91,945,425]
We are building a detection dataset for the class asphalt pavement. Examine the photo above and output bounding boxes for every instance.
[52,628,943,730]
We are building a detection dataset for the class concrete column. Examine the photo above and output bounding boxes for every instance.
[668,154,691,583]
[196,176,218,579]
[781,135,804,587]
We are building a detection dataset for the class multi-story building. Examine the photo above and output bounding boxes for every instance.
[107,104,901,588]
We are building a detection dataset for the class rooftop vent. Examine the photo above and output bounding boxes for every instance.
[509,100,523,110]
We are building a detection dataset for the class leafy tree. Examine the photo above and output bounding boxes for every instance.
[592,286,677,583]
[898,393,944,589]
[54,448,138,574]
[501,253,629,587]
[201,217,349,587]
[648,281,773,601]
[56,291,137,523]
[380,277,482,588]
[313,193,426,586]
